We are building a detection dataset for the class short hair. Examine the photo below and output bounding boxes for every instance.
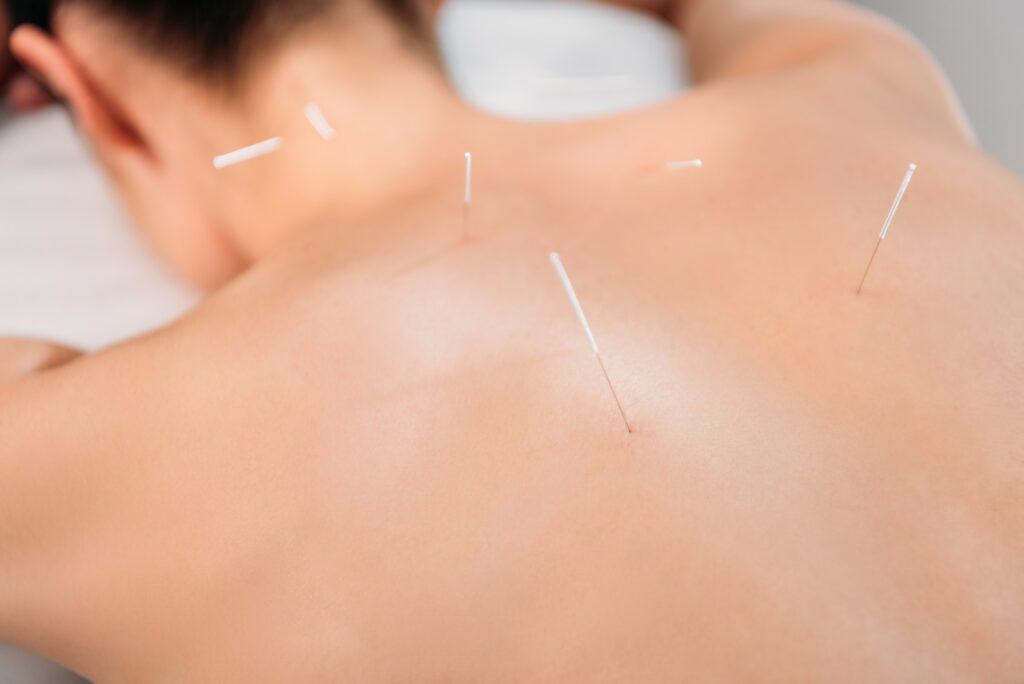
[9,0,430,82]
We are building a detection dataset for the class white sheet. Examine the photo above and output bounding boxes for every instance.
[0,108,200,350]
[0,1,684,679]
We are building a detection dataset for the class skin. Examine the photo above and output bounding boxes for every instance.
[2,0,1023,681]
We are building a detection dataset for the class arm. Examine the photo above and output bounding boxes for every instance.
[0,340,84,644]
[0,337,154,656]
[599,0,973,141]
[680,0,914,80]
[604,0,933,78]
[0,317,230,674]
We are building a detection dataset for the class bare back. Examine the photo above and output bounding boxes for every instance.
[2,3,1023,682]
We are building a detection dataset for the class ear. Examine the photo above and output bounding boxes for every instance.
[10,24,143,157]
[10,24,244,290]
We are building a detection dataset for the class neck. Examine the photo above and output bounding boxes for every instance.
[207,30,543,262]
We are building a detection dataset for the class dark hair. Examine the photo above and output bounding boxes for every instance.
[9,0,429,80]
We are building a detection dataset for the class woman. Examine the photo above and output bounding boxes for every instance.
[2,0,1022,680]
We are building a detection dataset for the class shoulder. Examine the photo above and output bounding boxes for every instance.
[680,0,974,147]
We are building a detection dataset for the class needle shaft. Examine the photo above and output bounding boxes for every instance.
[549,253,632,433]
[856,237,883,295]
[857,163,917,294]
[596,352,632,434]
[213,137,283,169]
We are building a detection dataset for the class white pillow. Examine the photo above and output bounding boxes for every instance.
[440,0,687,120]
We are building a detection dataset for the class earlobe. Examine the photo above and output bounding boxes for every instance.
[10,24,140,152]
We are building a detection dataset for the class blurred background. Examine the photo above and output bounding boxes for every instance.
[1,0,1022,681]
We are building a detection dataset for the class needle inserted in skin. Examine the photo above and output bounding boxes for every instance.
[213,137,283,169]
[666,159,703,171]
[549,253,632,434]
[857,163,918,294]
[462,152,473,238]
[304,103,337,141]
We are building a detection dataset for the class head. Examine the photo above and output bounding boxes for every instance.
[8,0,458,288]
